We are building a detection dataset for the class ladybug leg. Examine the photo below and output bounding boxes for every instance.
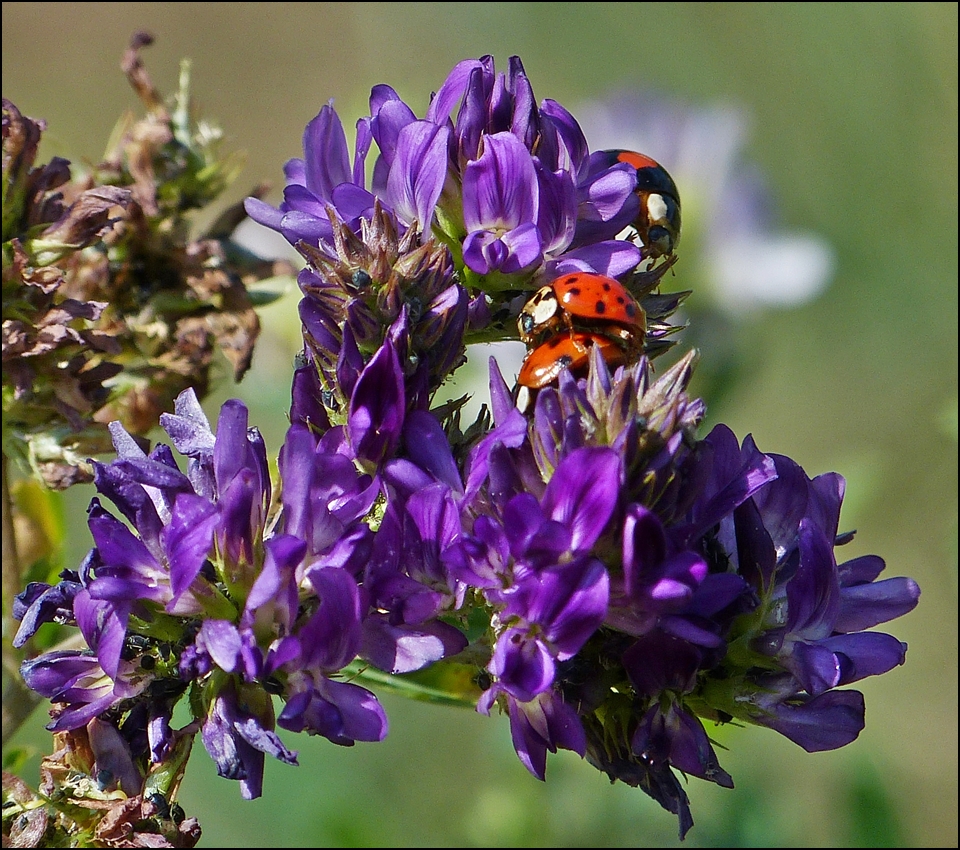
[628,252,679,298]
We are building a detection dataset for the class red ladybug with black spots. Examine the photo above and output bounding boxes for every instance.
[517,331,632,390]
[600,149,681,261]
[518,271,646,348]
[516,271,647,389]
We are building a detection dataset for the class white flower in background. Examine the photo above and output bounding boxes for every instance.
[577,90,835,316]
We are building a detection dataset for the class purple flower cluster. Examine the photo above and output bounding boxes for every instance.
[15,388,462,801]
[15,55,920,838]
[245,55,644,292]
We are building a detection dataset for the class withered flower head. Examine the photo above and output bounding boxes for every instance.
[1,719,201,848]
[2,33,290,488]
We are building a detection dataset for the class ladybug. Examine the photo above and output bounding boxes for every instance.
[599,149,681,260]
[517,331,631,389]
[517,271,646,349]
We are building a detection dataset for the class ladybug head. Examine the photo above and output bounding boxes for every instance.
[518,286,561,343]
[646,224,676,257]
[642,192,681,257]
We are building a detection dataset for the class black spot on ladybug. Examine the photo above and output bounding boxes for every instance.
[626,303,636,317]
[562,274,578,285]
[567,286,581,297]
[595,300,606,314]
[602,282,612,290]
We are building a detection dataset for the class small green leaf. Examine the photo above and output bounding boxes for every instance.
[343,659,486,708]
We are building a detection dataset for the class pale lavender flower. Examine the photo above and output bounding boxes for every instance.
[576,90,835,313]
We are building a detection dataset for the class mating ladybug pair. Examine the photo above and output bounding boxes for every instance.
[516,271,645,388]
[516,151,680,390]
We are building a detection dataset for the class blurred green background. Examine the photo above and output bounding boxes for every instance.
[3,2,956,847]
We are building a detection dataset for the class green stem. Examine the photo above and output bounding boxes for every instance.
[2,452,43,745]
[2,670,42,747]
[342,657,486,709]
[2,453,20,626]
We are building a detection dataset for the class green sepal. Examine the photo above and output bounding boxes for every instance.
[143,727,195,801]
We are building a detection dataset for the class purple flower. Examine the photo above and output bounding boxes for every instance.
[84,390,266,622]
[247,54,643,304]
[703,435,921,749]
[277,423,377,572]
[12,572,84,649]
[461,132,543,276]
[244,103,375,249]
[346,337,407,469]
[358,411,470,674]
[16,386,409,799]
[201,680,298,800]
[750,681,867,752]
[478,686,586,782]
[449,446,617,768]
[244,96,450,257]
[451,337,917,835]
[19,589,150,732]
[385,120,450,232]
[633,700,733,785]
[424,56,642,282]
[489,553,610,702]
[426,56,539,164]
[275,566,389,745]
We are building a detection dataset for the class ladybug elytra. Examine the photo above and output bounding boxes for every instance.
[516,272,647,389]
[517,331,631,390]
[518,271,646,347]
